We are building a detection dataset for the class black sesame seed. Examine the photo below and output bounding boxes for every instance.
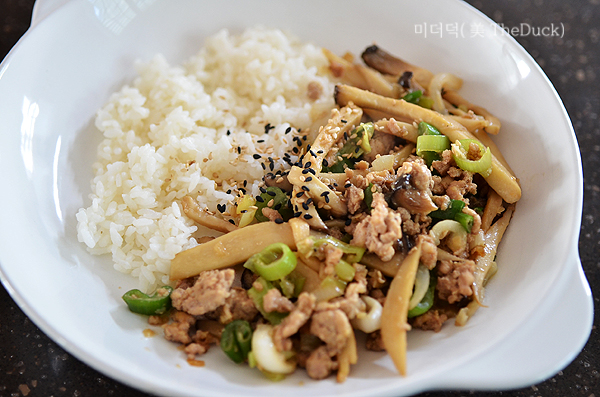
[317,150,324,154]
[296,191,305,198]
[253,154,261,159]
[341,119,347,123]
[303,214,313,219]
[259,187,267,193]
[324,195,330,203]
[344,132,349,140]
[309,150,317,158]
[269,162,274,171]
[285,126,292,134]
[345,218,352,226]
[323,159,329,167]
[306,198,313,205]
[292,147,299,154]
[302,169,310,174]
[304,162,312,169]
[240,188,246,194]
[354,147,360,153]
[256,196,265,203]
[226,130,231,135]
[261,163,266,170]
[294,211,302,218]
[275,218,284,224]
[243,180,248,187]
[302,135,307,141]
[305,176,313,182]
[344,183,352,188]
[267,190,276,197]
[228,219,235,224]
[257,139,265,143]
[302,186,310,191]
[302,202,309,210]
[307,168,316,175]
[320,192,328,197]
[237,147,242,154]
[274,203,282,210]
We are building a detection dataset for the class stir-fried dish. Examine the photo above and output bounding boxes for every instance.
[121,43,520,382]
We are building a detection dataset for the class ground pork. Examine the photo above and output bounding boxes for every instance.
[365,330,385,351]
[418,234,438,270]
[352,192,402,261]
[163,311,196,345]
[262,288,295,313]
[273,292,316,352]
[261,207,283,222]
[345,185,364,215]
[316,264,368,320]
[305,345,338,380]
[319,243,344,279]
[411,310,449,332]
[209,287,258,324]
[436,259,476,304]
[310,309,352,356]
[362,130,397,163]
[171,269,235,316]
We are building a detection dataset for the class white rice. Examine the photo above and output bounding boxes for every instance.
[76,27,336,292]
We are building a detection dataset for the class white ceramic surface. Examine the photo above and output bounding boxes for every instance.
[0,0,592,396]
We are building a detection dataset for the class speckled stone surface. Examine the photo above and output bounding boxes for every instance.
[1,0,598,396]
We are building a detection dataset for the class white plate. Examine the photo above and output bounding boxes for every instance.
[0,0,592,396]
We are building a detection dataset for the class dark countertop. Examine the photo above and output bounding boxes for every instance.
[1,0,598,396]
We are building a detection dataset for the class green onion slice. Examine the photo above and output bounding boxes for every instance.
[416,134,450,156]
[417,121,442,136]
[244,242,297,281]
[451,139,492,177]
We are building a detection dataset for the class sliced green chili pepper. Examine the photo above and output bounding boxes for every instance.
[452,139,492,177]
[247,277,288,325]
[408,274,437,318]
[322,123,374,173]
[122,285,173,315]
[254,187,293,222]
[244,242,297,281]
[455,212,474,233]
[220,320,253,364]
[273,270,305,299]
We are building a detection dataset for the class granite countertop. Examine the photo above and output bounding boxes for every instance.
[1,0,598,396]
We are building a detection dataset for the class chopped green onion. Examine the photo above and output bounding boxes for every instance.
[417,95,434,109]
[335,259,356,282]
[420,151,440,167]
[408,272,437,318]
[417,121,442,136]
[455,212,474,233]
[416,134,450,156]
[254,187,293,222]
[429,199,466,220]
[311,276,346,302]
[244,243,297,281]
[274,271,305,299]
[322,123,374,173]
[312,236,366,263]
[402,90,423,104]
[364,183,374,210]
[451,139,492,177]
[122,286,173,315]
[220,320,253,364]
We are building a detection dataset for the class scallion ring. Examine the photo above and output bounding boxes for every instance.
[244,243,297,281]
[451,139,492,177]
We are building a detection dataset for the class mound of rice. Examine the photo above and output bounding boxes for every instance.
[76,27,336,292]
